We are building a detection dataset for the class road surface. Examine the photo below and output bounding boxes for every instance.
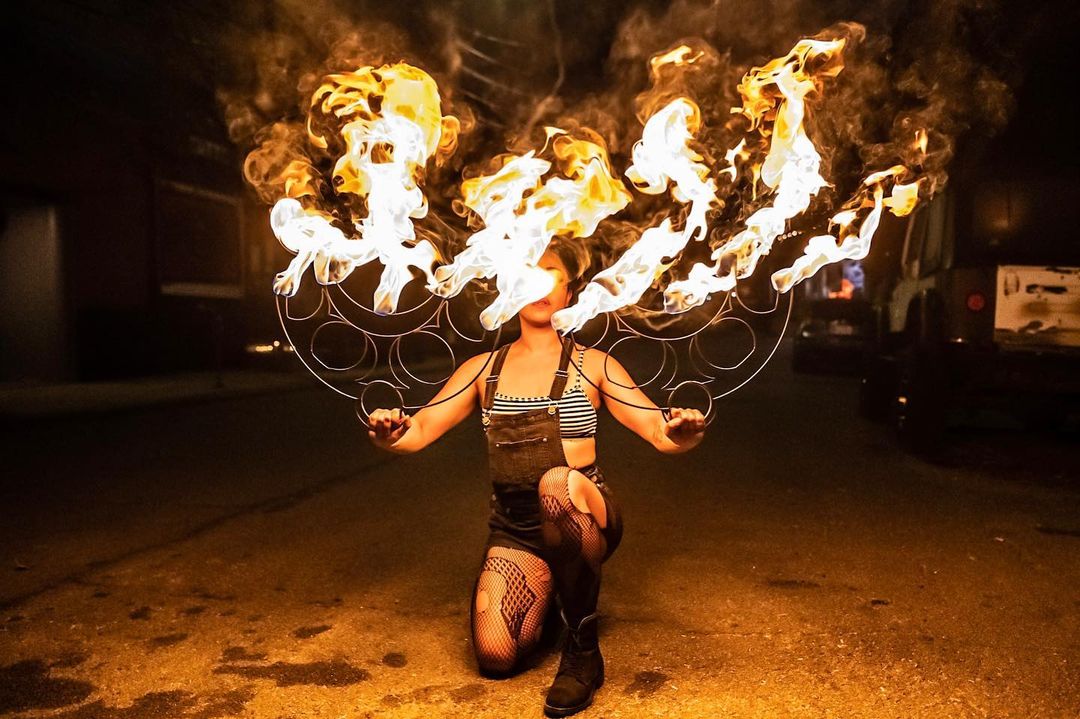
[2,347,1078,717]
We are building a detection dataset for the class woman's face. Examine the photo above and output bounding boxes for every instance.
[519,250,573,326]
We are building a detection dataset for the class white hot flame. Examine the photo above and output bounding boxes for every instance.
[428,151,556,330]
[270,64,456,314]
[431,129,631,331]
[771,184,886,292]
[261,42,930,330]
[551,98,719,333]
[663,38,845,313]
[770,168,922,292]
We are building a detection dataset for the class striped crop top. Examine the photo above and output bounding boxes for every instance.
[489,350,598,439]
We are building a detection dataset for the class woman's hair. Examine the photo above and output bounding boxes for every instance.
[546,236,590,302]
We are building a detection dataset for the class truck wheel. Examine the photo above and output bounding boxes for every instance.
[894,349,948,458]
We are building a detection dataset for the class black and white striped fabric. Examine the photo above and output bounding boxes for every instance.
[489,352,598,439]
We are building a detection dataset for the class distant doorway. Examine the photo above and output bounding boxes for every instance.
[0,202,69,381]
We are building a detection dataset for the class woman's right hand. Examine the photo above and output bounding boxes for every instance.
[367,408,412,450]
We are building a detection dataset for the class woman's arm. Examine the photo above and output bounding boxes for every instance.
[595,351,706,454]
[367,352,490,454]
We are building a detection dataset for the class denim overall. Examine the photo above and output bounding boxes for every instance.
[481,337,623,558]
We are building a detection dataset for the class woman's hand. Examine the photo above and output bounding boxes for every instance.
[661,407,706,451]
[367,408,412,451]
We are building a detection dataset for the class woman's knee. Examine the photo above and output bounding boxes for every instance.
[471,547,551,674]
[473,636,516,675]
[538,466,571,503]
[538,466,606,529]
[472,567,519,673]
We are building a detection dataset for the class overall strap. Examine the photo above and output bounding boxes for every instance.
[547,336,576,401]
[482,344,512,415]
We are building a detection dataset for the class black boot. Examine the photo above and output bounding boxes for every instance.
[543,611,604,717]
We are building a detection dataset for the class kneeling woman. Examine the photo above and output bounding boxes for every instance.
[367,246,705,717]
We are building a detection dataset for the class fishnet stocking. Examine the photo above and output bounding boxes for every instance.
[539,467,606,571]
[538,466,606,624]
[472,546,553,673]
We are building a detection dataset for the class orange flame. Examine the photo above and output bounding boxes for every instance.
[771,165,922,292]
[552,96,719,333]
[271,63,459,314]
[649,44,705,76]
[256,30,935,328]
[279,160,317,199]
[664,38,846,312]
[915,129,928,155]
[430,128,631,331]
[771,183,886,292]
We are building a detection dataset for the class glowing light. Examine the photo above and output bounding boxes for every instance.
[256,32,933,328]
[552,97,719,333]
[664,38,846,312]
[271,63,460,315]
[431,128,631,330]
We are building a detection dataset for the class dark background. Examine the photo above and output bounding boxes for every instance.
[1,0,1078,382]
[1,5,1078,716]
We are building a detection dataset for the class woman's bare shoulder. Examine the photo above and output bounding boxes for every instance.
[455,350,499,384]
[578,346,639,384]
[576,346,612,376]
[577,346,613,362]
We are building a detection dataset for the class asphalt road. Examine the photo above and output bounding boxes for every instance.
[2,348,1078,718]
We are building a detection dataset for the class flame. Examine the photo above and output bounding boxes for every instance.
[254,29,939,331]
[279,159,317,199]
[270,63,459,314]
[885,178,922,217]
[649,44,704,75]
[915,129,928,155]
[664,38,846,313]
[770,163,922,292]
[551,97,719,333]
[721,139,748,182]
[430,128,631,330]
[771,183,886,293]
[830,209,858,229]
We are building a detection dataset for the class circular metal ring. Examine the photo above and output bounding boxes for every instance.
[605,335,669,389]
[326,286,443,339]
[690,316,757,374]
[710,290,793,401]
[283,288,326,321]
[356,379,406,424]
[330,277,439,318]
[666,380,715,424]
[390,330,457,387]
[309,320,375,372]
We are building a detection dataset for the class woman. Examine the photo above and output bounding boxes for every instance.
[366,245,706,717]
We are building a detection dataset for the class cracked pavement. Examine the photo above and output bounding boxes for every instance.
[2,351,1078,717]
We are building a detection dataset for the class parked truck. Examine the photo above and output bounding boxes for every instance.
[859,174,1080,455]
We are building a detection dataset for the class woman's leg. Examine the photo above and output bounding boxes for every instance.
[567,469,623,559]
[537,466,614,716]
[471,545,554,675]
[538,468,611,617]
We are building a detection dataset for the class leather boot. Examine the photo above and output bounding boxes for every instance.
[543,611,603,717]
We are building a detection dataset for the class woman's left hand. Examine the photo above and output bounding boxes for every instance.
[663,407,706,447]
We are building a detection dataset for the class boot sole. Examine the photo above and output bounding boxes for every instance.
[542,671,604,717]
